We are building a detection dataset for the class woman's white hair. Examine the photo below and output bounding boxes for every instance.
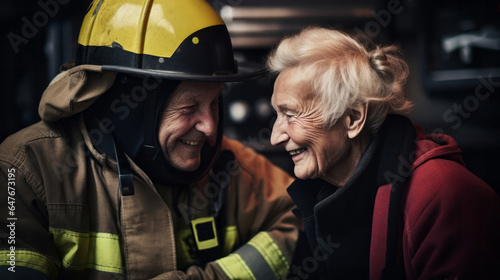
[267,26,413,132]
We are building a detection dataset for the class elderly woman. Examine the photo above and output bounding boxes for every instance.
[267,27,500,279]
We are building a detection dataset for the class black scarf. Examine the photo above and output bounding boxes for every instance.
[288,114,416,279]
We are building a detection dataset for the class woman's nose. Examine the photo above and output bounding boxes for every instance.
[270,117,289,146]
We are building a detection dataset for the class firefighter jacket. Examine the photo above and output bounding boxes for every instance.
[0,65,299,279]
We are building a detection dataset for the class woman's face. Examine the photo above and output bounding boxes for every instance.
[270,68,354,185]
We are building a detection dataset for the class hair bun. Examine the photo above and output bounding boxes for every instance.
[368,48,394,83]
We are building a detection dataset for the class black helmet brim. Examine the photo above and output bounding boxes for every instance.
[101,62,265,82]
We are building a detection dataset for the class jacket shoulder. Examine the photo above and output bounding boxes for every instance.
[403,157,500,247]
[401,154,500,278]
[0,121,64,165]
[0,120,83,199]
[406,158,496,210]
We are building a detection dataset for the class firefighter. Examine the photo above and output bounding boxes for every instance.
[0,0,299,279]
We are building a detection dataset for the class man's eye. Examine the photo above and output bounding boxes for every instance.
[181,105,197,114]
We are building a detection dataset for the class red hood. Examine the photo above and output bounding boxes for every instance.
[413,124,465,170]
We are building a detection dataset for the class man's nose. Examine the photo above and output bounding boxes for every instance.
[196,109,218,137]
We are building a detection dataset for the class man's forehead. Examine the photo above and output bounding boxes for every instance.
[172,81,222,100]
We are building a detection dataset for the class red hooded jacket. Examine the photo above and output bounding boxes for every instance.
[288,115,500,280]
[370,124,500,279]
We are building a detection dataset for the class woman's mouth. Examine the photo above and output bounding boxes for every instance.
[289,148,306,156]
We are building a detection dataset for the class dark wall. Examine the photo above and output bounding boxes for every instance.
[1,0,89,141]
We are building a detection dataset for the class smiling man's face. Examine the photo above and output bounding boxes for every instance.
[158,81,222,171]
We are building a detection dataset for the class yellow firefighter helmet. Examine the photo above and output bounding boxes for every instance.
[76,0,261,81]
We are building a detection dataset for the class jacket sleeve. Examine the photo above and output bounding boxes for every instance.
[212,140,299,279]
[403,159,500,279]
[0,160,60,279]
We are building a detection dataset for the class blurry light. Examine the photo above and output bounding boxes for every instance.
[220,6,233,23]
[229,100,250,123]
[255,98,272,119]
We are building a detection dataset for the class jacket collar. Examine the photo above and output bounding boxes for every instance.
[412,124,465,169]
[39,64,116,122]
[79,114,153,187]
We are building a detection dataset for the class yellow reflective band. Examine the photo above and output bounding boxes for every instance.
[216,232,289,280]
[0,249,59,279]
[247,232,289,279]
[49,227,122,274]
[221,226,238,256]
[216,253,256,280]
[175,228,197,269]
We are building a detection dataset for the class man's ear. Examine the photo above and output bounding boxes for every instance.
[347,103,368,139]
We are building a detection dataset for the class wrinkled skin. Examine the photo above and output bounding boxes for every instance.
[270,67,367,186]
[158,81,222,171]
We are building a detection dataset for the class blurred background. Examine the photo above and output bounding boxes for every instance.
[1,0,499,194]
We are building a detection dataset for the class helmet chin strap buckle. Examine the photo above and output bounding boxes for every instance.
[190,217,219,251]
[111,135,135,196]
[118,173,134,196]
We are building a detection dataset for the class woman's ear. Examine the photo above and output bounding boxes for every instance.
[347,103,368,139]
